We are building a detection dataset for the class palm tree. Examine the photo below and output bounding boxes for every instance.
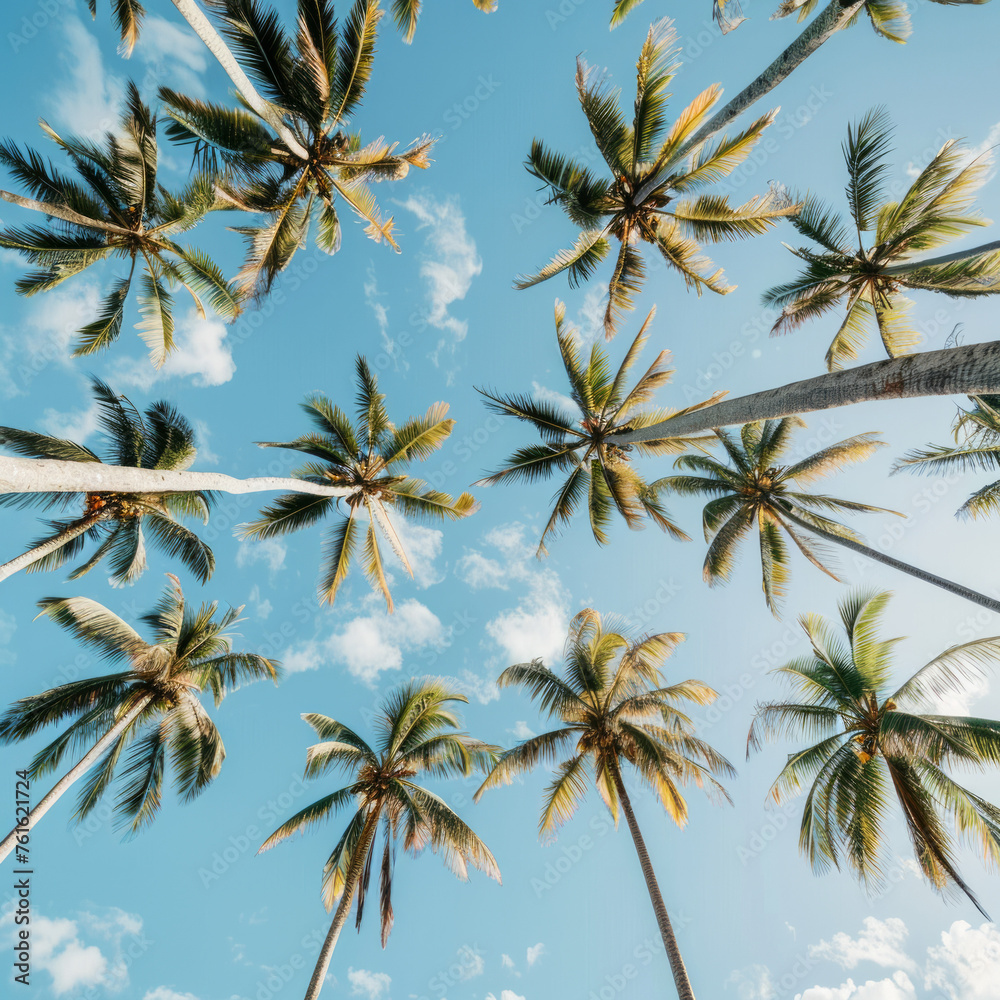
[258,679,500,1000]
[390,0,497,42]
[475,609,734,1000]
[747,589,1000,916]
[894,394,1000,519]
[0,576,281,864]
[241,356,476,610]
[475,302,719,556]
[0,378,215,587]
[657,418,1000,615]
[0,83,240,365]
[160,0,434,301]
[516,19,796,338]
[765,108,1000,370]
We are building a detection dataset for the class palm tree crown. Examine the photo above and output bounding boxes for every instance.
[476,609,733,833]
[747,589,1000,916]
[475,302,719,556]
[765,107,1000,370]
[259,680,499,970]
[242,356,476,609]
[516,19,796,337]
[894,394,1000,520]
[161,0,434,301]
[0,377,216,586]
[0,82,240,365]
[658,418,891,614]
[0,577,281,835]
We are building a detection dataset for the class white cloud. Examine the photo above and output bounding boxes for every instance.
[526,943,545,967]
[501,954,516,970]
[727,964,775,1000]
[797,972,916,1000]
[810,918,915,972]
[401,194,482,360]
[134,14,209,97]
[284,599,445,683]
[575,287,609,345]
[2,906,144,996]
[40,402,101,444]
[50,17,123,135]
[384,513,445,589]
[142,990,200,1000]
[511,721,536,740]
[248,585,273,621]
[531,380,579,419]
[113,311,237,389]
[443,668,500,705]
[463,523,571,669]
[348,967,391,1000]
[485,992,526,1000]
[237,539,287,574]
[0,610,16,665]
[925,921,1000,999]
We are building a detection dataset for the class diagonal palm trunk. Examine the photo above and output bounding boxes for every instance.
[169,0,311,161]
[608,757,695,1000]
[614,339,1000,444]
[633,0,866,206]
[780,509,1000,614]
[303,810,380,1000]
[0,510,106,585]
[0,695,152,865]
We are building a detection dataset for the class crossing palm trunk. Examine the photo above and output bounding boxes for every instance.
[613,339,1000,444]
[169,0,311,161]
[633,0,866,206]
[0,510,106,585]
[302,810,380,1000]
[607,757,696,1000]
[781,509,1000,614]
[0,695,153,865]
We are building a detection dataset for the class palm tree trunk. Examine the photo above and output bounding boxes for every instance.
[0,695,153,865]
[884,239,1000,274]
[633,0,866,206]
[613,339,1000,444]
[781,509,1000,614]
[303,811,380,1000]
[0,456,353,500]
[607,758,695,1000]
[169,0,311,161]
[0,189,134,236]
[0,511,104,585]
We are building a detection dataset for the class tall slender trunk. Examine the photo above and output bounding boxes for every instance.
[169,0,311,161]
[781,509,1000,614]
[634,0,866,206]
[0,189,134,235]
[0,695,153,865]
[607,757,695,1000]
[303,810,380,1000]
[884,239,1000,275]
[0,511,104,585]
[0,456,353,500]
[613,339,1000,444]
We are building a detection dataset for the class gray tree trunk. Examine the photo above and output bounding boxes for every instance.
[0,695,153,865]
[0,512,105,585]
[608,757,695,1000]
[781,509,1000,614]
[614,340,1000,444]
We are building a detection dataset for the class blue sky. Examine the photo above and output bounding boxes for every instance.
[2,1,1000,999]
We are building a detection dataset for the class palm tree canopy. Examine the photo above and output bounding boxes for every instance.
[0,377,217,585]
[772,0,990,43]
[765,107,1000,370]
[241,355,476,609]
[517,18,797,338]
[0,82,240,365]
[476,609,734,837]
[894,394,1000,520]
[747,588,1000,915]
[656,417,896,614]
[160,0,434,301]
[259,678,500,942]
[0,576,281,834]
[475,301,723,556]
